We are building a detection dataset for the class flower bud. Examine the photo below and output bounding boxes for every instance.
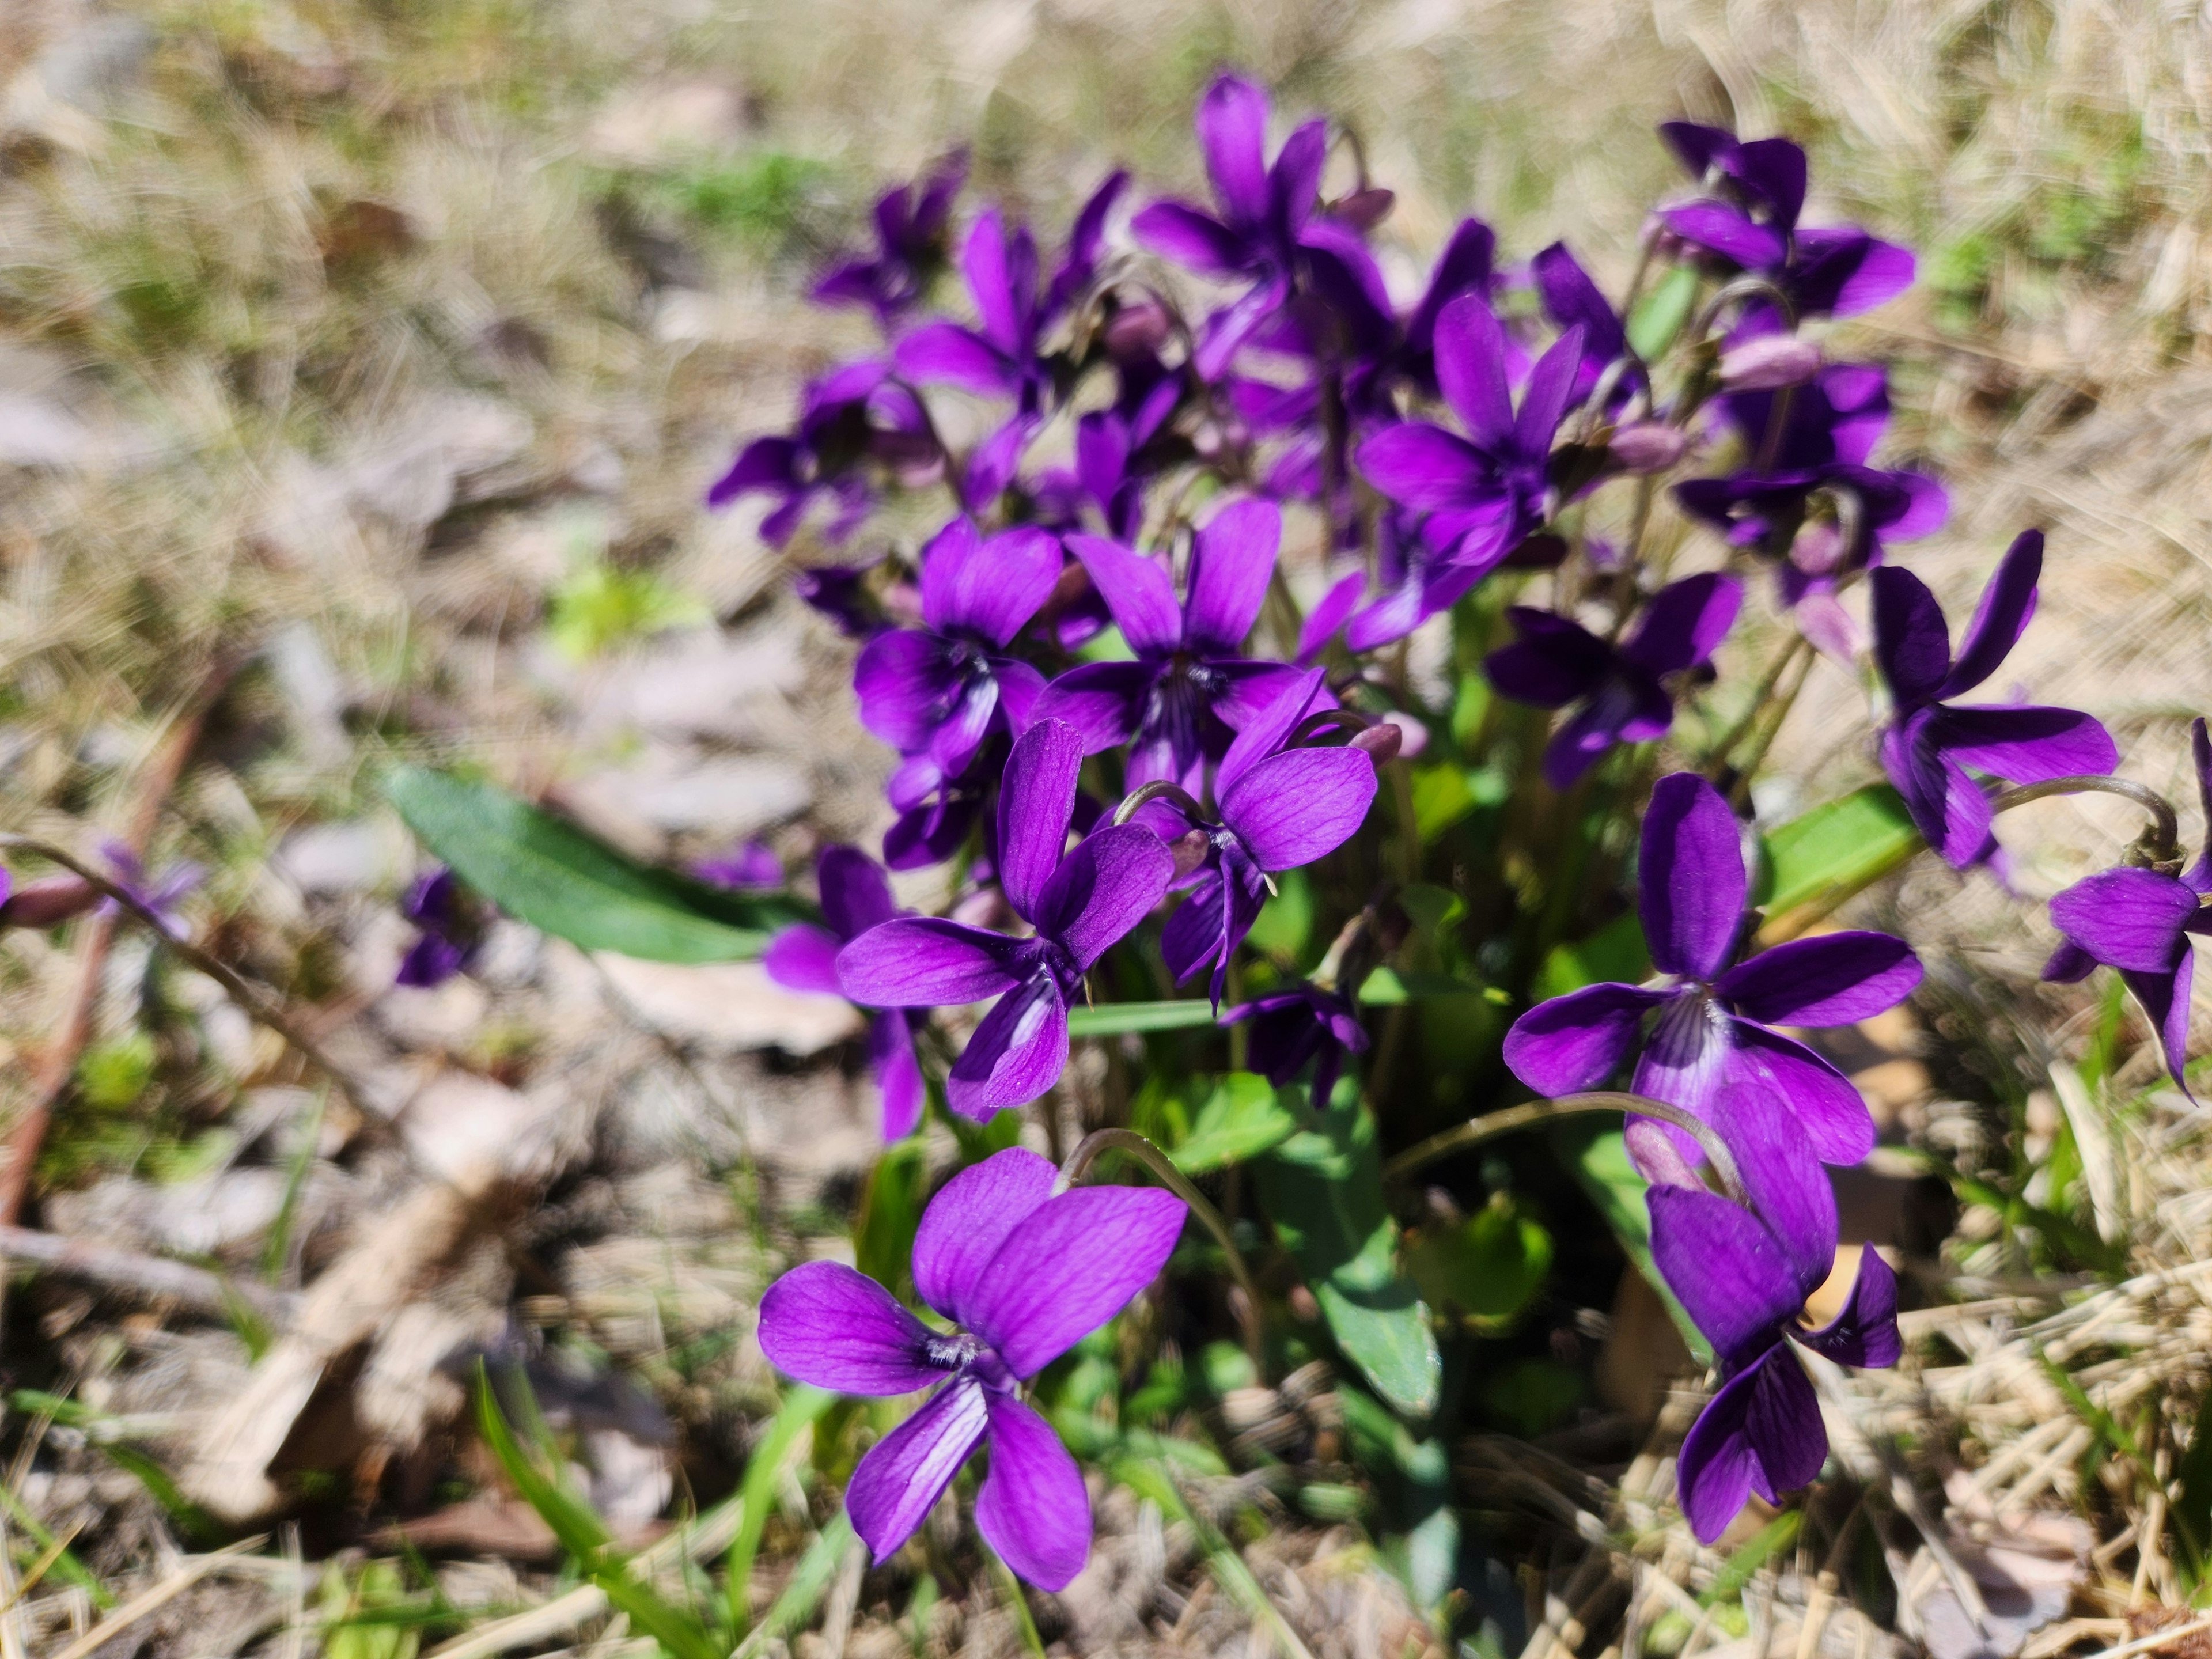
[0,874,101,931]
[1718,334,1823,391]
[1350,722,1402,765]
[1103,298,1172,358]
[1609,421,1688,473]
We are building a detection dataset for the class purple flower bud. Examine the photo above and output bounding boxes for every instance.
[1719,334,1824,391]
[0,873,101,931]
[1608,421,1689,473]
[1351,721,1403,764]
[1103,298,1172,357]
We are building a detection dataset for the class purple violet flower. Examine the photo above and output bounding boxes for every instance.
[1356,296,1585,579]
[793,561,884,639]
[813,152,968,325]
[757,1146,1186,1588]
[763,846,928,1140]
[1532,242,1639,408]
[1032,499,1301,791]
[1149,669,1380,1007]
[1870,530,2118,868]
[1222,982,1369,1110]
[838,719,1175,1118]
[99,841,204,943]
[395,867,485,988]
[1650,1080,1900,1543]
[693,840,782,892]
[1484,573,1743,789]
[707,359,935,548]
[1658,123,1915,323]
[1503,772,1922,1174]
[1131,74,1370,380]
[855,518,1060,820]
[2041,717,2212,1094]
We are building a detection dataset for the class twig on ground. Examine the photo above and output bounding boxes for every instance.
[0,1225,296,1323]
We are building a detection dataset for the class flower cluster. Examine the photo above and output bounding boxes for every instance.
[700,76,2203,1579]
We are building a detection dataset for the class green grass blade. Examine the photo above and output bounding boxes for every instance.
[725,1385,835,1639]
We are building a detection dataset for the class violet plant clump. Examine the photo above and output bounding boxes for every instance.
[369,73,2211,1612]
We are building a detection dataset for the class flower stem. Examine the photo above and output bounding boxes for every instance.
[1991,775,2181,863]
[1111,779,1205,828]
[1380,1091,1746,1202]
[1059,1127,1267,1376]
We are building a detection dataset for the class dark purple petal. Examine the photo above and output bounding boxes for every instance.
[757,1260,940,1396]
[1728,1022,1877,1166]
[396,933,468,988]
[1868,566,1952,708]
[870,1011,925,1140]
[846,1376,990,1565]
[1514,323,1586,457]
[1648,1185,1802,1362]
[1741,1342,1826,1497]
[1661,200,1786,270]
[976,1392,1091,1590]
[998,718,1085,922]
[1222,747,1377,871]
[1484,609,1612,707]
[1502,982,1668,1096]
[1717,931,1921,1027]
[1196,73,1270,225]
[1793,1245,1900,1368]
[1660,120,1738,179]
[1675,1359,1764,1544]
[964,1184,1188,1377]
[1531,243,1627,395]
[1130,200,1248,275]
[1298,570,1367,662]
[1406,218,1497,360]
[819,845,898,942]
[962,209,1025,356]
[1342,575,1428,656]
[894,322,1015,395]
[2125,954,2198,1097]
[912,1146,1058,1325]
[1732,138,1808,230]
[1206,658,1308,734]
[1432,293,1517,448]
[1937,531,2041,699]
[1791,228,1915,317]
[995,657,1046,733]
[1031,659,1155,755]
[1217,666,1331,797]
[1035,824,1176,969]
[764,923,844,997]
[948,971,1071,1119]
[1065,533,1182,655]
[1619,572,1743,678]
[1160,872,1229,986]
[1631,991,1734,1134]
[1269,118,1328,234]
[2190,717,2212,895]
[1706,1081,1836,1296]
[2049,867,2199,974]
[1930,704,2118,786]
[1354,423,1492,512]
[1639,772,1747,981]
[1881,714,1992,869]
[1183,498,1281,653]
[921,521,1063,647]
[2043,938,2099,984]
[854,630,960,753]
[1193,275,1290,381]
[707,437,799,509]
[838,917,1029,1007]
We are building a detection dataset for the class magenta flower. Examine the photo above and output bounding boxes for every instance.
[1505,772,1921,1174]
[1222,982,1368,1110]
[1658,123,1915,323]
[1355,296,1585,576]
[395,867,484,988]
[1484,572,1743,789]
[1032,499,1301,791]
[1870,530,2118,868]
[1130,74,1360,380]
[1151,669,1379,1007]
[707,359,934,548]
[838,720,1174,1119]
[1649,1081,1900,1543]
[813,152,968,325]
[757,1146,1187,1588]
[2041,717,2212,1094]
[764,847,927,1141]
[855,518,1060,820]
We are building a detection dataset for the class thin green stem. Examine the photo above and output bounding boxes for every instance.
[1381,1091,1745,1201]
[1059,1128,1266,1376]
[1992,776,2180,862]
[1112,780,1205,828]
[1707,634,1810,778]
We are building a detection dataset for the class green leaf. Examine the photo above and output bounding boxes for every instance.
[1244,866,1314,960]
[1548,1124,1713,1365]
[725,1386,836,1639]
[1356,967,1487,1006]
[1170,1074,1301,1173]
[1407,1192,1553,1327]
[1532,910,1650,1002]
[1255,1096,1441,1417]
[1408,762,1504,844]
[1756,784,1922,924]
[1066,999,1217,1037]
[385,766,805,962]
[1627,264,1700,361]
[853,1139,926,1298]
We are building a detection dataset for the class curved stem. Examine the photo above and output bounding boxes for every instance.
[1690,272,1800,342]
[1992,776,2180,862]
[1287,707,1375,747]
[1059,1127,1267,1376]
[1112,780,1205,828]
[0,834,377,1123]
[1381,1091,1745,1202]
